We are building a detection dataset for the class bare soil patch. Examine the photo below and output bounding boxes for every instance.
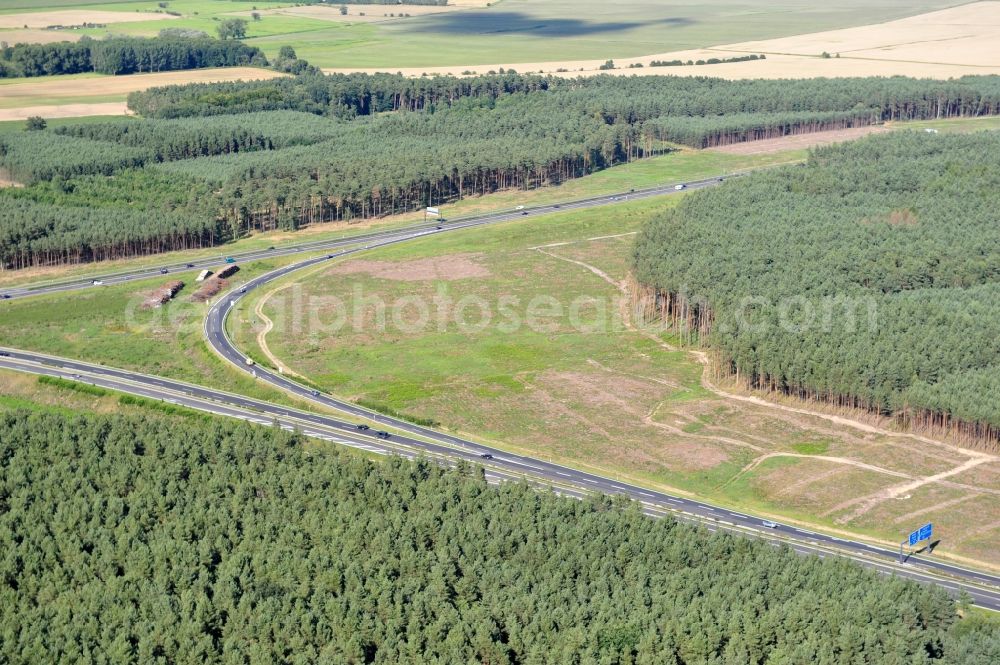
[0,10,177,30]
[326,253,490,282]
[708,126,890,155]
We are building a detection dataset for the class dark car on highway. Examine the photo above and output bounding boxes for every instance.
[356,424,370,431]
[376,431,390,439]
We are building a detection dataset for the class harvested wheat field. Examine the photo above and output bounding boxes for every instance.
[323,2,1000,79]
[0,68,285,112]
[0,68,283,103]
[718,1,1000,67]
[0,29,84,45]
[0,10,177,30]
[0,102,128,121]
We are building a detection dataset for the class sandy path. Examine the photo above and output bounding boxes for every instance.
[738,451,912,479]
[253,292,300,379]
[831,457,996,523]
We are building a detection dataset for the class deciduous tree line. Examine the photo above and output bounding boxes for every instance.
[0,36,265,78]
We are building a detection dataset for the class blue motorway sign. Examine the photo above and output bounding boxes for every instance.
[907,523,933,547]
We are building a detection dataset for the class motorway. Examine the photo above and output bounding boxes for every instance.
[0,175,726,301]
[3,175,1000,610]
[3,346,1000,610]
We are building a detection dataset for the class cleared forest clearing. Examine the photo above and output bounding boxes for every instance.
[234,201,1000,570]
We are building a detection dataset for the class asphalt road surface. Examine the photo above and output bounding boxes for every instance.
[3,175,1000,610]
[201,185,1000,611]
[2,348,999,610]
[1,175,726,301]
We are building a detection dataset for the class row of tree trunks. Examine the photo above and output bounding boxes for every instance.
[694,116,877,149]
[627,273,1000,453]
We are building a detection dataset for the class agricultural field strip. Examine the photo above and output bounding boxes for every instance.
[203,183,1000,599]
[1,172,735,299]
[2,347,998,609]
